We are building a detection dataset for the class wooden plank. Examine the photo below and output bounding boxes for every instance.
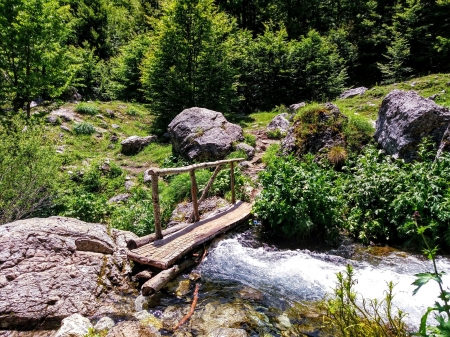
[146,158,245,176]
[131,201,252,269]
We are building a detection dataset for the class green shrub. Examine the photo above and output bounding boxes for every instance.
[262,144,280,168]
[0,117,63,224]
[73,122,96,135]
[125,106,142,117]
[110,188,157,236]
[244,133,257,147]
[343,115,374,151]
[324,265,408,337]
[266,128,284,139]
[75,102,99,115]
[253,155,343,240]
[211,167,251,202]
[62,193,110,223]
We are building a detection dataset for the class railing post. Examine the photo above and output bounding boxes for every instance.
[230,162,236,204]
[190,169,200,222]
[151,172,163,240]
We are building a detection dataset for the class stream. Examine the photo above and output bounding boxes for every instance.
[137,224,450,335]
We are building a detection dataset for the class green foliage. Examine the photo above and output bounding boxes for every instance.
[0,0,77,116]
[141,0,240,130]
[239,26,347,111]
[253,155,343,240]
[210,166,250,202]
[266,129,284,139]
[412,212,450,337]
[255,143,450,248]
[73,122,96,135]
[110,188,157,236]
[262,143,280,168]
[343,115,374,152]
[75,102,100,115]
[84,327,107,337]
[324,264,408,337]
[243,133,257,147]
[63,193,110,223]
[377,32,413,83]
[0,116,63,224]
[108,34,152,101]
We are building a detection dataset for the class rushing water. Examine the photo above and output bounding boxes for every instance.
[198,227,450,330]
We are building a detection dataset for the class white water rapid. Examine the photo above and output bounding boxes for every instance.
[199,232,450,330]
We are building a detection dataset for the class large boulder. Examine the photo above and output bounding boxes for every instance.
[281,103,347,156]
[0,217,137,330]
[168,107,244,161]
[374,90,450,161]
[121,135,157,155]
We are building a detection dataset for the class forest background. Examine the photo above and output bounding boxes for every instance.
[1,0,450,127]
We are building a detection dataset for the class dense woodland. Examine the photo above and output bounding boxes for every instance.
[1,0,450,125]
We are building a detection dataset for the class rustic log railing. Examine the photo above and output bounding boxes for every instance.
[146,158,245,240]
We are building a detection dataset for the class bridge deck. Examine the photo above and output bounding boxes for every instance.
[130,201,252,269]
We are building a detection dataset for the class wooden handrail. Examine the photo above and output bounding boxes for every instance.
[149,158,245,240]
[146,158,245,176]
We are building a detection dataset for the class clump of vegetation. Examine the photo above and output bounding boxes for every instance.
[253,155,343,240]
[328,146,347,168]
[0,116,63,224]
[266,128,284,139]
[244,133,257,147]
[324,264,408,337]
[291,103,372,160]
[255,143,450,249]
[412,211,450,337]
[73,122,96,135]
[75,102,100,115]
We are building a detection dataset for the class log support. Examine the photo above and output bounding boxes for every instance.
[230,162,236,204]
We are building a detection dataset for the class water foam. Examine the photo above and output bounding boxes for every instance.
[200,235,450,329]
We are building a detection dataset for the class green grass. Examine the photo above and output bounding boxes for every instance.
[75,102,100,115]
[238,111,280,130]
[73,122,96,135]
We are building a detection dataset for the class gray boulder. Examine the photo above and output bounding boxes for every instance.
[339,87,368,99]
[235,143,255,159]
[267,113,290,136]
[121,135,157,155]
[0,217,137,330]
[436,124,450,159]
[289,102,306,113]
[374,90,450,161]
[94,317,115,332]
[108,193,131,204]
[54,314,92,337]
[168,107,244,161]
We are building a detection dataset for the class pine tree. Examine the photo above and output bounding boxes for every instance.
[141,0,240,130]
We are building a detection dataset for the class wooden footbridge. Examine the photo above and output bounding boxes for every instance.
[126,158,252,270]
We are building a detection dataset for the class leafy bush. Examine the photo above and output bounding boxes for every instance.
[75,102,99,115]
[0,117,63,224]
[110,188,157,236]
[63,193,110,223]
[73,122,96,135]
[324,264,408,337]
[255,141,450,248]
[266,128,284,139]
[253,155,343,240]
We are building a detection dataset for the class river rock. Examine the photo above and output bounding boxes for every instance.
[374,90,450,161]
[339,87,368,99]
[191,302,248,335]
[168,107,244,161]
[106,321,161,337]
[54,314,92,337]
[267,113,290,136]
[0,217,136,330]
[94,317,115,331]
[235,143,255,159]
[121,135,157,155]
[208,328,248,337]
